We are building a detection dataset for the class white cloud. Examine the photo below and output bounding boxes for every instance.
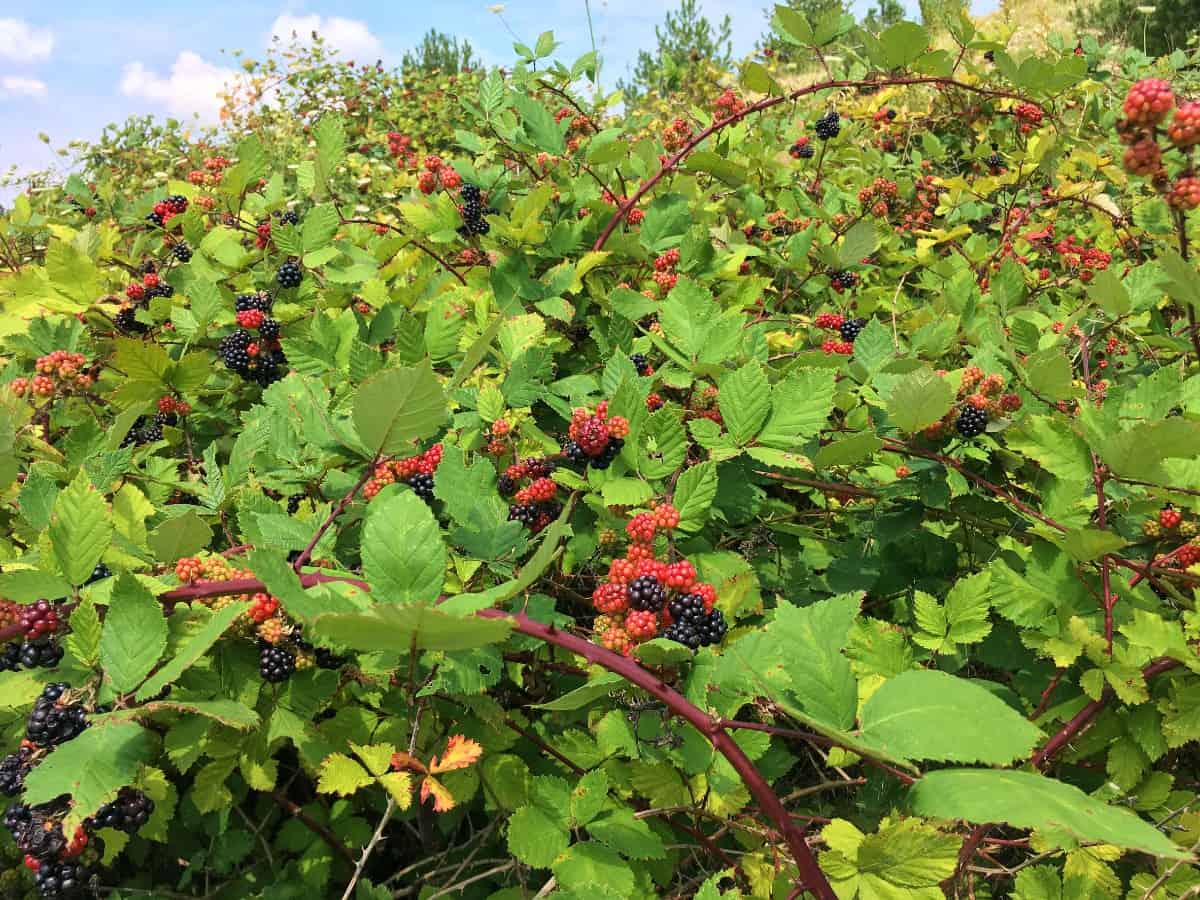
[119,51,242,122]
[0,75,47,99]
[0,18,54,63]
[268,14,384,61]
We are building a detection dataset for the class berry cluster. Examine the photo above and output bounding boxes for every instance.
[662,117,694,152]
[814,110,840,140]
[563,403,629,470]
[186,155,230,187]
[590,506,725,654]
[1013,102,1044,133]
[363,444,444,502]
[458,184,494,237]
[276,260,303,288]
[386,131,418,168]
[815,314,863,356]
[922,367,1021,440]
[417,155,463,194]
[828,270,860,294]
[713,88,748,119]
[1117,79,1200,209]
[0,600,64,674]
[146,194,188,228]
[858,177,899,218]
[503,458,562,534]
[652,247,680,293]
[629,353,654,377]
[896,172,942,233]
[9,351,93,401]
[219,293,287,385]
[26,683,88,749]
[171,240,192,262]
[788,135,815,159]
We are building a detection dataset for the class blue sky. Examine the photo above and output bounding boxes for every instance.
[0,0,993,189]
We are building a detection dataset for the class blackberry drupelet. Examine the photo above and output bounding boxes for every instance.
[627,575,667,612]
[34,860,90,898]
[235,292,273,313]
[839,318,867,343]
[147,282,174,299]
[315,647,346,670]
[798,144,815,158]
[154,411,177,428]
[287,493,304,515]
[114,307,148,335]
[260,644,296,683]
[830,270,859,291]
[279,209,300,226]
[955,405,988,438]
[508,504,537,526]
[406,474,436,503]
[986,152,1003,169]
[696,609,727,646]
[563,440,589,465]
[663,621,701,649]
[145,211,164,227]
[0,641,20,671]
[669,593,706,625]
[139,421,164,443]
[276,261,303,289]
[590,436,623,470]
[525,458,556,478]
[87,563,111,584]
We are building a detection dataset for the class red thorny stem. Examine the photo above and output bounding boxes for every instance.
[475,609,838,900]
[292,457,380,572]
[592,75,1036,252]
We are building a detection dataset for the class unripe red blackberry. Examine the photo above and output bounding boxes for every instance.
[1167,176,1200,210]
[1123,79,1175,127]
[1122,137,1162,176]
[1168,101,1200,147]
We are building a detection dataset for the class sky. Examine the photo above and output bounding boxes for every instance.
[0,0,995,190]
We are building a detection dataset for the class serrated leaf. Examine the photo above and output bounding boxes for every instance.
[759,368,835,448]
[719,363,770,445]
[909,770,1187,858]
[136,601,249,701]
[569,769,608,827]
[815,432,883,469]
[674,461,718,533]
[859,669,1041,764]
[362,489,445,604]
[588,808,667,859]
[837,220,878,268]
[886,368,954,433]
[317,753,374,796]
[147,510,211,561]
[508,805,568,867]
[353,361,447,456]
[379,772,414,809]
[313,604,512,652]
[65,597,103,666]
[100,574,167,693]
[49,472,112,585]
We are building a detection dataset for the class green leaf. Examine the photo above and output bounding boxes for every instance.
[858,669,1041,764]
[135,602,250,701]
[317,753,374,797]
[352,361,447,456]
[554,842,634,896]
[1061,528,1127,562]
[313,604,513,652]
[772,4,814,44]
[49,472,113,585]
[100,575,168,694]
[759,369,835,448]
[878,22,930,67]
[513,94,565,155]
[1005,417,1092,482]
[1025,349,1074,401]
[22,720,155,832]
[147,511,212,561]
[0,569,73,604]
[719,363,770,445]
[301,204,339,253]
[533,673,624,711]
[837,220,878,268]
[886,368,955,433]
[673,461,718,533]
[508,805,568,868]
[1088,267,1131,316]
[362,489,446,604]
[815,432,883,470]
[639,194,691,253]
[588,808,667,859]
[909,770,1188,858]
[313,116,346,197]
[65,597,103,666]
[1158,247,1200,312]
[568,769,609,827]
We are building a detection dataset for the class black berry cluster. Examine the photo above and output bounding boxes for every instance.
[119,416,164,448]
[26,683,88,748]
[0,747,34,796]
[829,270,859,292]
[34,860,91,898]
[564,437,623,469]
[986,151,1003,171]
[457,184,494,237]
[1,640,65,671]
[664,594,727,649]
[92,788,155,833]
[627,575,667,612]
[287,493,304,515]
[278,209,300,226]
[276,260,303,288]
[839,318,867,343]
[815,110,841,140]
[171,241,192,262]
[114,306,148,335]
[218,328,288,387]
[630,353,651,376]
[955,405,988,438]
[259,643,296,683]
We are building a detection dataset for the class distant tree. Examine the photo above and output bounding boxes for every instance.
[401,29,480,76]
[617,0,733,100]
[1073,0,1200,57]
[861,0,906,33]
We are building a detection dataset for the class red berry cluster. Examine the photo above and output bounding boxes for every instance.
[19,601,60,640]
[566,402,629,461]
[591,504,717,654]
[386,131,418,168]
[1159,506,1183,530]
[1053,234,1112,281]
[713,88,748,119]
[645,392,664,412]
[554,107,595,135]
[662,117,694,152]
[922,368,1021,439]
[149,195,188,227]
[187,155,230,186]
[1013,102,1044,133]
[1174,541,1200,569]
[686,385,723,426]
[814,314,853,355]
[248,593,280,624]
[1117,79,1200,208]
[10,351,93,399]
[858,178,898,218]
[652,248,680,293]
[600,190,645,225]
[417,155,463,194]
[502,458,562,533]
[896,172,942,233]
[363,445,444,500]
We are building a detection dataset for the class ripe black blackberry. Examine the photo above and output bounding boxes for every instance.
[497,474,516,496]
[219,329,253,374]
[92,788,154,833]
[955,405,988,438]
[590,436,623,471]
[6,803,67,862]
[839,318,867,343]
[139,260,158,275]
[276,261,303,289]
[627,575,667,612]
[829,270,859,291]
[87,563,111,584]
[165,194,188,214]
[34,860,90,898]
[154,411,177,428]
[563,440,589,465]
[146,282,174,300]
[0,641,20,671]
[26,683,87,748]
[279,209,300,226]
[986,152,1003,170]
[798,144,815,159]
[139,421,164,443]
[259,318,280,341]
[114,307,148,335]
[630,353,650,376]
[696,609,727,646]
[461,184,482,203]
[815,111,841,140]
[508,504,537,526]
[663,621,701,649]
[287,493,304,515]
[260,644,296,683]
[406,474,435,503]
[172,242,192,262]
[0,748,34,796]
[235,292,273,313]
[145,211,164,227]
[669,593,706,625]
[19,641,63,670]
[886,108,897,120]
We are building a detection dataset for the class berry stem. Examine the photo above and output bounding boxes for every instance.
[292,458,382,573]
[477,608,838,900]
[592,75,1040,252]
[1175,209,1200,365]
[269,790,356,863]
[1078,331,1117,655]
